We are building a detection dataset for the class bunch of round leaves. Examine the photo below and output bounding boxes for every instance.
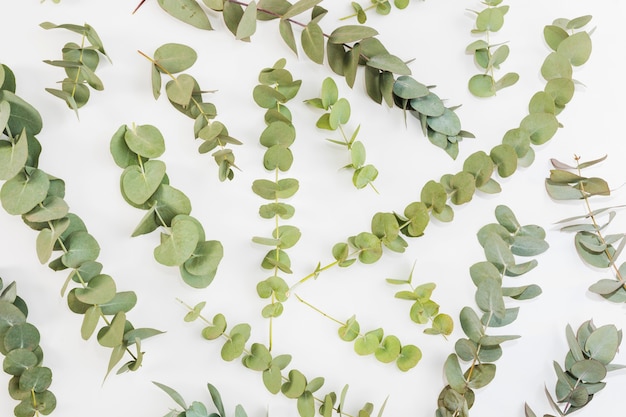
[41,22,109,117]
[110,123,224,289]
[337,314,422,371]
[144,42,242,181]
[386,263,454,337]
[0,279,56,417]
[466,0,519,97]
[545,155,626,303]
[0,64,161,376]
[137,0,470,158]
[305,76,379,191]
[251,59,302,319]
[525,320,624,417]
[437,205,548,417]
[182,302,387,417]
[343,0,412,24]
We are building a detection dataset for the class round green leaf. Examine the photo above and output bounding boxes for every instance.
[123,124,166,159]
[4,323,40,352]
[3,348,38,376]
[557,31,592,66]
[427,109,461,136]
[396,344,422,371]
[570,359,607,383]
[281,369,307,399]
[338,316,360,342]
[475,7,505,32]
[468,74,495,97]
[19,366,52,392]
[410,92,445,117]
[154,216,200,266]
[374,335,401,363]
[74,274,117,305]
[354,330,381,355]
[1,168,49,215]
[519,112,559,145]
[61,231,100,269]
[0,130,28,181]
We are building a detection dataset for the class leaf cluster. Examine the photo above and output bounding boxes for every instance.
[155,381,249,417]
[466,1,519,97]
[546,155,626,302]
[526,320,624,417]
[144,43,242,181]
[111,123,224,289]
[387,263,453,337]
[436,205,548,417]
[41,22,109,117]
[317,16,592,281]
[0,279,56,417]
[184,304,387,417]
[343,0,413,24]
[251,59,302,319]
[337,314,421,371]
[305,77,379,191]
[0,63,161,376]
[144,0,469,158]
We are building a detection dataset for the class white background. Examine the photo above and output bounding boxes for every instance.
[1,0,626,416]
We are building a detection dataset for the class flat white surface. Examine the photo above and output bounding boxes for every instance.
[1,1,626,416]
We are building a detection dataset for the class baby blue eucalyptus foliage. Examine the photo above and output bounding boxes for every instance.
[110,123,224,289]
[155,381,249,417]
[134,0,470,159]
[295,294,422,371]
[525,320,624,417]
[251,59,302,328]
[181,300,388,417]
[545,155,626,303]
[41,22,109,117]
[0,279,56,417]
[0,63,162,377]
[299,15,592,287]
[386,262,454,337]
[305,77,379,191]
[139,43,242,181]
[342,0,414,24]
[436,205,548,417]
[466,0,519,97]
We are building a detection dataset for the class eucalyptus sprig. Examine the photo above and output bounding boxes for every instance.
[525,320,624,417]
[251,59,302,348]
[155,381,249,417]
[436,205,548,417]
[340,0,414,24]
[292,15,592,289]
[295,294,422,371]
[0,279,57,417]
[134,0,470,158]
[180,300,388,417]
[110,123,224,289]
[305,77,379,191]
[41,22,109,117]
[545,155,626,302]
[386,261,453,337]
[466,1,518,97]
[138,43,242,181]
[0,63,162,377]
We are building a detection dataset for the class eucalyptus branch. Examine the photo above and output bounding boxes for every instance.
[525,320,624,417]
[436,205,548,417]
[466,1,519,97]
[0,63,162,377]
[305,77,380,192]
[155,381,250,417]
[0,279,57,417]
[546,154,626,302]
[386,262,453,338]
[138,44,242,181]
[134,0,471,158]
[295,294,422,371]
[250,59,302,350]
[41,22,109,117]
[179,300,386,417]
[110,122,225,289]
